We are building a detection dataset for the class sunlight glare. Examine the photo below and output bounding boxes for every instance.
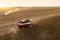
[0,2,7,8]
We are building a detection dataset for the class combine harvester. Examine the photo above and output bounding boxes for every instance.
[17,18,33,29]
[1,8,20,16]
[0,12,6,16]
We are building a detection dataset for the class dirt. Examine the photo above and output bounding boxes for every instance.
[0,7,60,40]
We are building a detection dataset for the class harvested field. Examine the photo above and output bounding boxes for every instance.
[0,7,60,40]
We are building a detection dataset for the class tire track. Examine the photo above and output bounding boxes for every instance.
[0,13,60,27]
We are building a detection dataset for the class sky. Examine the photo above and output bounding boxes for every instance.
[0,0,60,7]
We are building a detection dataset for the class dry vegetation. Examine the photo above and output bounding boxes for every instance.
[0,7,60,40]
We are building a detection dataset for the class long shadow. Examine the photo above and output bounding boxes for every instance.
[15,25,39,40]
[15,15,60,40]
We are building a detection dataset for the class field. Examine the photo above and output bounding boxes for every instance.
[0,7,60,40]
